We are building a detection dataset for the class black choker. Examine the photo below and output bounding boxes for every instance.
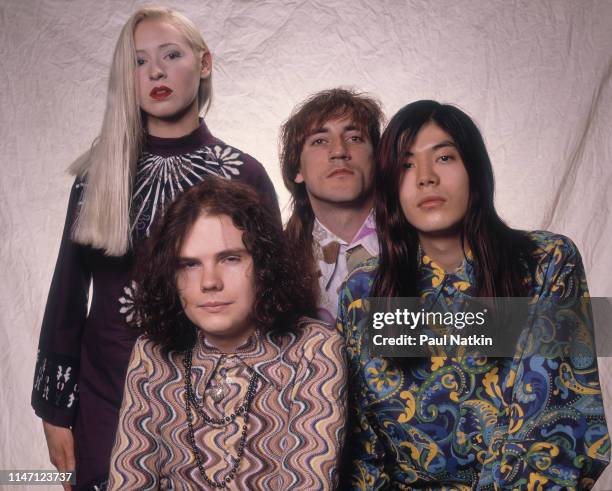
[183,348,258,488]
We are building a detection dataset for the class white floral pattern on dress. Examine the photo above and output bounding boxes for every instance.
[118,281,137,324]
[33,350,78,408]
[205,145,245,176]
[130,146,245,238]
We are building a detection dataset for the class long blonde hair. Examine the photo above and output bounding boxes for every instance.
[71,6,212,256]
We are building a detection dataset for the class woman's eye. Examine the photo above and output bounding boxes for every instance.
[438,155,454,162]
[136,58,146,66]
[402,162,415,170]
[167,51,182,60]
[312,138,326,145]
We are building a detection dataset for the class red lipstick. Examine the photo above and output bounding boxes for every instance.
[150,86,173,100]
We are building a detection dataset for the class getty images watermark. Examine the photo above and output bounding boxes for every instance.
[366,297,611,359]
[0,470,76,485]
[372,306,490,348]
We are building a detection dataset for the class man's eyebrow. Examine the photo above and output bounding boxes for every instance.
[216,247,248,259]
[177,255,199,263]
[432,140,456,151]
[306,124,362,137]
[216,247,248,256]
[177,247,248,262]
[306,127,329,137]
[404,140,456,156]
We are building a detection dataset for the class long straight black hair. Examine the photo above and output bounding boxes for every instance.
[372,100,536,298]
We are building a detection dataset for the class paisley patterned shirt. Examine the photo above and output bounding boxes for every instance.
[108,320,347,490]
[337,231,609,490]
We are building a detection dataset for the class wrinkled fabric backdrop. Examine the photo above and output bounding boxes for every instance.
[1,0,611,489]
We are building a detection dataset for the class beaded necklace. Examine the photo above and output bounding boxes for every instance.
[183,348,259,489]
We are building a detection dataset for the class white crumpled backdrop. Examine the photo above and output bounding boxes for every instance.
[1,0,611,488]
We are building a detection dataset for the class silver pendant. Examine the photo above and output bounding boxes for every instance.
[208,384,226,403]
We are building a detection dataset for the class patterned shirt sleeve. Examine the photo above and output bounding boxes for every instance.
[107,337,160,490]
[282,322,348,490]
[337,270,390,490]
[488,235,610,489]
[31,179,90,428]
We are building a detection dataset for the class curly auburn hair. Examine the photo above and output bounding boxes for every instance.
[132,177,317,351]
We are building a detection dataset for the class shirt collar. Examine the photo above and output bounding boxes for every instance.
[194,329,284,390]
[313,209,378,255]
[353,210,379,256]
[418,245,475,289]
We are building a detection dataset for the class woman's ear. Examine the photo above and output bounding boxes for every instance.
[200,51,212,79]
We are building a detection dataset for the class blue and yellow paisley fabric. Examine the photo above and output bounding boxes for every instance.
[338,231,609,490]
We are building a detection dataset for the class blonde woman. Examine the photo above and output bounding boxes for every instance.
[31,7,279,490]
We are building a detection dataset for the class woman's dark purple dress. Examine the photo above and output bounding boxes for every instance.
[31,122,280,490]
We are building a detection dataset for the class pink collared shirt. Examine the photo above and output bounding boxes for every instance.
[312,210,379,324]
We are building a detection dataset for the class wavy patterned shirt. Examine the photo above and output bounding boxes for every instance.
[108,320,347,490]
[337,231,609,490]
[31,120,281,488]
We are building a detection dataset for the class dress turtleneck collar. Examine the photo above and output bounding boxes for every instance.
[144,119,217,157]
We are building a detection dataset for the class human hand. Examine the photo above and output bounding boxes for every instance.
[42,420,75,491]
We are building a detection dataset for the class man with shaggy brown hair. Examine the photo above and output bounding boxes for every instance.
[280,88,384,322]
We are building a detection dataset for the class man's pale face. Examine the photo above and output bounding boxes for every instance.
[295,116,375,210]
[399,122,470,240]
[176,213,256,351]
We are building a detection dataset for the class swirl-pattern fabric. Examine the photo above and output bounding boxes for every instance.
[108,319,347,490]
[31,121,280,489]
[338,230,610,490]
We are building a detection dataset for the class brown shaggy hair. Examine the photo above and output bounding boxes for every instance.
[132,177,317,351]
[280,88,384,290]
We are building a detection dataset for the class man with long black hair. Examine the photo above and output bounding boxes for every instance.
[338,100,609,489]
